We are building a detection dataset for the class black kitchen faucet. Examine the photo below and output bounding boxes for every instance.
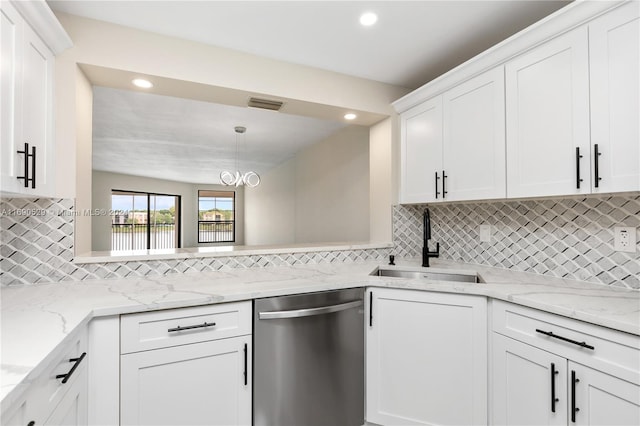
[422,208,440,267]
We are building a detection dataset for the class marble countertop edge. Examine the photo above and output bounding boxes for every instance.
[73,241,393,264]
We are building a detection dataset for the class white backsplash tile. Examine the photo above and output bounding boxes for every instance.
[393,194,640,289]
[3,194,638,288]
[1,198,391,286]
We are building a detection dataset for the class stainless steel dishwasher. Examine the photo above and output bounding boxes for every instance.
[253,288,365,426]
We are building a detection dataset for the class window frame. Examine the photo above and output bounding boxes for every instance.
[197,190,236,244]
[111,189,181,250]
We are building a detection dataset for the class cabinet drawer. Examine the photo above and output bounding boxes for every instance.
[492,300,640,383]
[121,301,252,354]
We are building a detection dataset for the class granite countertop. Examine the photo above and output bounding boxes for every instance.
[2,258,639,408]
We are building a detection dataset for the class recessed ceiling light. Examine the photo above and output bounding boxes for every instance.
[344,113,357,120]
[359,12,378,26]
[132,78,153,89]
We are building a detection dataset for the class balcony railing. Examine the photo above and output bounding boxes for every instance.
[198,220,234,243]
[111,223,176,251]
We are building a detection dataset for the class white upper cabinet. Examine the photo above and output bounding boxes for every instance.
[589,1,640,193]
[443,66,506,201]
[1,2,24,195]
[396,2,638,202]
[400,67,505,204]
[505,26,591,198]
[400,96,443,204]
[0,0,69,198]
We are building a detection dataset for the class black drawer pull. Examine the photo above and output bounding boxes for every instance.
[536,329,594,350]
[56,352,86,384]
[168,321,216,333]
[434,171,440,199]
[27,421,36,426]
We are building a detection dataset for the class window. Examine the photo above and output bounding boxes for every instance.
[198,190,235,243]
[111,190,181,251]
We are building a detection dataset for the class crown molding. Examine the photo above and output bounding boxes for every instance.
[11,0,72,54]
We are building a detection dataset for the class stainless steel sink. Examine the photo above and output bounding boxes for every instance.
[373,268,479,283]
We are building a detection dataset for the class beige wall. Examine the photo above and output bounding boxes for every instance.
[54,13,405,250]
[369,117,394,242]
[74,68,93,254]
[244,160,296,246]
[245,126,370,245]
[91,170,244,252]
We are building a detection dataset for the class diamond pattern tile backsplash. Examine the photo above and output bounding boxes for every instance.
[1,198,391,286]
[393,194,640,289]
[2,195,639,288]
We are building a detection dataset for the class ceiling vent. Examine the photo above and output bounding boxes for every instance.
[248,97,284,111]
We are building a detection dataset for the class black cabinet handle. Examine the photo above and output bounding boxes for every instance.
[168,321,216,333]
[243,343,248,386]
[551,362,559,413]
[31,146,36,189]
[536,329,594,350]
[571,370,580,422]
[17,143,36,189]
[434,171,440,199]
[369,292,373,327]
[575,147,583,189]
[594,143,602,188]
[442,170,448,198]
[27,422,35,426]
[55,352,86,384]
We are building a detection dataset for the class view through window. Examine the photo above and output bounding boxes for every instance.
[111,191,180,250]
[198,190,235,243]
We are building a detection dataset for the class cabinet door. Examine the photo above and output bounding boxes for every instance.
[443,66,506,201]
[0,1,54,197]
[570,362,640,426]
[492,333,567,425]
[43,370,88,426]
[0,1,23,194]
[506,27,590,198]
[589,2,640,193]
[20,20,54,196]
[366,288,487,425]
[400,97,443,203]
[121,336,251,426]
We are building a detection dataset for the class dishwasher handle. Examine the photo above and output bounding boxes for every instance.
[258,299,363,320]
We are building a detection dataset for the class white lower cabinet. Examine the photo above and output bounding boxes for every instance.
[492,333,568,425]
[491,300,640,425]
[43,374,88,426]
[366,288,487,425]
[120,336,251,426]
[1,327,88,426]
[569,361,640,426]
[119,302,252,426]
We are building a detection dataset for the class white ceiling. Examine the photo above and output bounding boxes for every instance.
[48,0,570,89]
[92,87,348,184]
[49,0,571,184]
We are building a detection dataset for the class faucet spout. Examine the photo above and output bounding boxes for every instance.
[422,209,440,267]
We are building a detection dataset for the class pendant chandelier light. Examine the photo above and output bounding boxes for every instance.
[220,126,261,188]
